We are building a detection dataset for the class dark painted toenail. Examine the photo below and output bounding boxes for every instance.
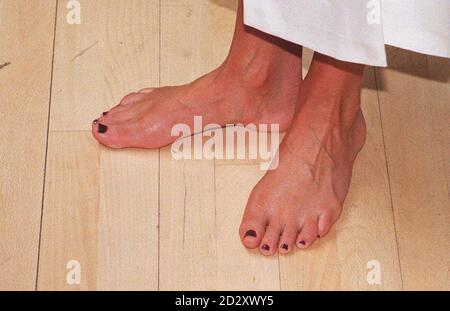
[93,119,98,125]
[98,123,108,134]
[281,243,288,250]
[262,244,270,251]
[102,111,108,116]
[244,230,257,238]
[317,235,321,239]
[299,240,306,246]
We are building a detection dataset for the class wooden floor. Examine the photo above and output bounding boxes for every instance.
[1,0,449,291]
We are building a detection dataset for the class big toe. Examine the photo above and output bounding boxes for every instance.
[92,119,143,149]
[92,120,123,148]
[239,216,266,250]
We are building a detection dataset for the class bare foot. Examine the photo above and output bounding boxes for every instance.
[240,54,366,255]
[92,1,302,149]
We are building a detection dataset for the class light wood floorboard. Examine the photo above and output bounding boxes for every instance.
[0,0,448,290]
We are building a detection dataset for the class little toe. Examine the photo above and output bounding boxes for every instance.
[317,213,337,239]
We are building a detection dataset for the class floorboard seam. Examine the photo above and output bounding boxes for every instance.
[35,0,59,291]
[157,0,162,291]
[373,67,405,290]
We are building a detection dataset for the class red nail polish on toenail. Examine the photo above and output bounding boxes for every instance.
[103,111,108,116]
[317,235,321,239]
[262,244,270,251]
[98,123,108,133]
[244,230,257,238]
[299,240,306,246]
[281,243,288,250]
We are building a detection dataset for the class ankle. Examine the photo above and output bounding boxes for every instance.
[299,81,363,132]
[217,54,291,95]
[307,53,365,91]
[240,55,279,90]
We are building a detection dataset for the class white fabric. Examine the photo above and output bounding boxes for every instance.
[244,0,450,67]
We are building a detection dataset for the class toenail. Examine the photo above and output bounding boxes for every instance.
[281,243,288,250]
[317,235,321,239]
[244,230,257,238]
[261,244,270,251]
[98,123,108,134]
[299,240,306,246]
[93,119,98,125]
[102,111,108,116]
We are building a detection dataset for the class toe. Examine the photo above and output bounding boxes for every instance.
[259,223,282,256]
[138,87,156,94]
[278,225,298,254]
[92,121,119,148]
[102,103,133,120]
[97,92,145,122]
[119,92,146,106]
[317,213,336,238]
[239,217,266,250]
[92,120,137,149]
[100,104,139,126]
[296,219,319,249]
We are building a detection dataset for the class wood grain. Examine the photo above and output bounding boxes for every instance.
[38,132,99,290]
[278,68,403,290]
[159,147,217,290]
[96,147,159,290]
[2,0,449,291]
[37,0,160,290]
[158,0,236,290]
[215,165,280,290]
[49,0,160,131]
[376,49,450,290]
[0,0,57,290]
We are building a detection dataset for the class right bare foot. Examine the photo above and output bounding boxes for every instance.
[92,1,302,149]
[239,54,367,255]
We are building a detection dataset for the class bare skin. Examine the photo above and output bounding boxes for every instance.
[240,54,366,255]
[92,1,302,148]
[92,1,367,256]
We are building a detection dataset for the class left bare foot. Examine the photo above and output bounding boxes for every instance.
[91,1,302,149]
[239,54,366,255]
